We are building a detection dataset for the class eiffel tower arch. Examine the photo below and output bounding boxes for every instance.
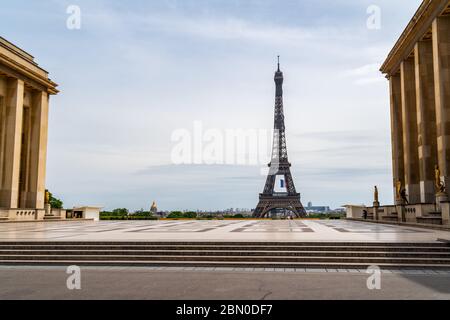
[253,58,306,218]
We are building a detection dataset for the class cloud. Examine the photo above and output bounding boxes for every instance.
[341,63,386,86]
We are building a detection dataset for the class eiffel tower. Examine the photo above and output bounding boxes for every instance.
[253,58,306,218]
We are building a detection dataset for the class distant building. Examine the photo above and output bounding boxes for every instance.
[155,211,168,218]
[305,202,331,213]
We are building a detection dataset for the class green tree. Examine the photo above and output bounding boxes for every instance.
[167,211,184,218]
[112,208,129,215]
[184,212,197,219]
[48,192,63,209]
[133,210,152,217]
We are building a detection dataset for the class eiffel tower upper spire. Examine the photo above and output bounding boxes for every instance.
[275,56,284,97]
[272,56,287,162]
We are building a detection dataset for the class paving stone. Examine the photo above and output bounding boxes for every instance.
[357,269,368,273]
[431,270,449,274]
[401,270,426,275]
[143,267,159,271]
[423,270,438,275]
[214,267,234,271]
[165,267,184,271]
[389,269,404,274]
[347,269,360,273]
[306,268,326,273]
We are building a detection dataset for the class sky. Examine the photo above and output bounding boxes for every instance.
[0,0,423,211]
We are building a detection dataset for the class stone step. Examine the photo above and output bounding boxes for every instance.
[43,216,62,220]
[1,241,449,268]
[426,212,442,217]
[382,216,399,221]
[1,254,449,265]
[0,245,448,252]
[1,250,449,258]
[0,241,447,247]
[417,217,443,225]
[0,259,449,270]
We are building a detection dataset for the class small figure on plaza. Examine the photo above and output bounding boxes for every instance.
[396,180,409,204]
[362,209,368,220]
[400,189,408,204]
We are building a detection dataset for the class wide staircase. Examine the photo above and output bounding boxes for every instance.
[382,212,399,222]
[417,212,443,225]
[0,241,450,269]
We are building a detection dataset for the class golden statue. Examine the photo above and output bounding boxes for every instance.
[374,186,379,203]
[45,189,50,205]
[395,180,402,200]
[435,165,446,194]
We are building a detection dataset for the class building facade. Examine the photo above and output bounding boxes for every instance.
[0,37,58,221]
[348,0,450,227]
[381,0,450,205]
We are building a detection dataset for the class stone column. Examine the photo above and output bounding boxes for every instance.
[18,105,31,209]
[401,58,421,204]
[389,74,405,201]
[0,79,24,209]
[0,79,6,192]
[414,40,437,204]
[442,201,450,226]
[433,16,450,196]
[25,91,49,209]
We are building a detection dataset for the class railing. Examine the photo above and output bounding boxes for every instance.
[14,210,37,218]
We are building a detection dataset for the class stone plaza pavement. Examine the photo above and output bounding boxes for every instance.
[0,265,449,300]
[0,219,449,242]
[1,220,449,300]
